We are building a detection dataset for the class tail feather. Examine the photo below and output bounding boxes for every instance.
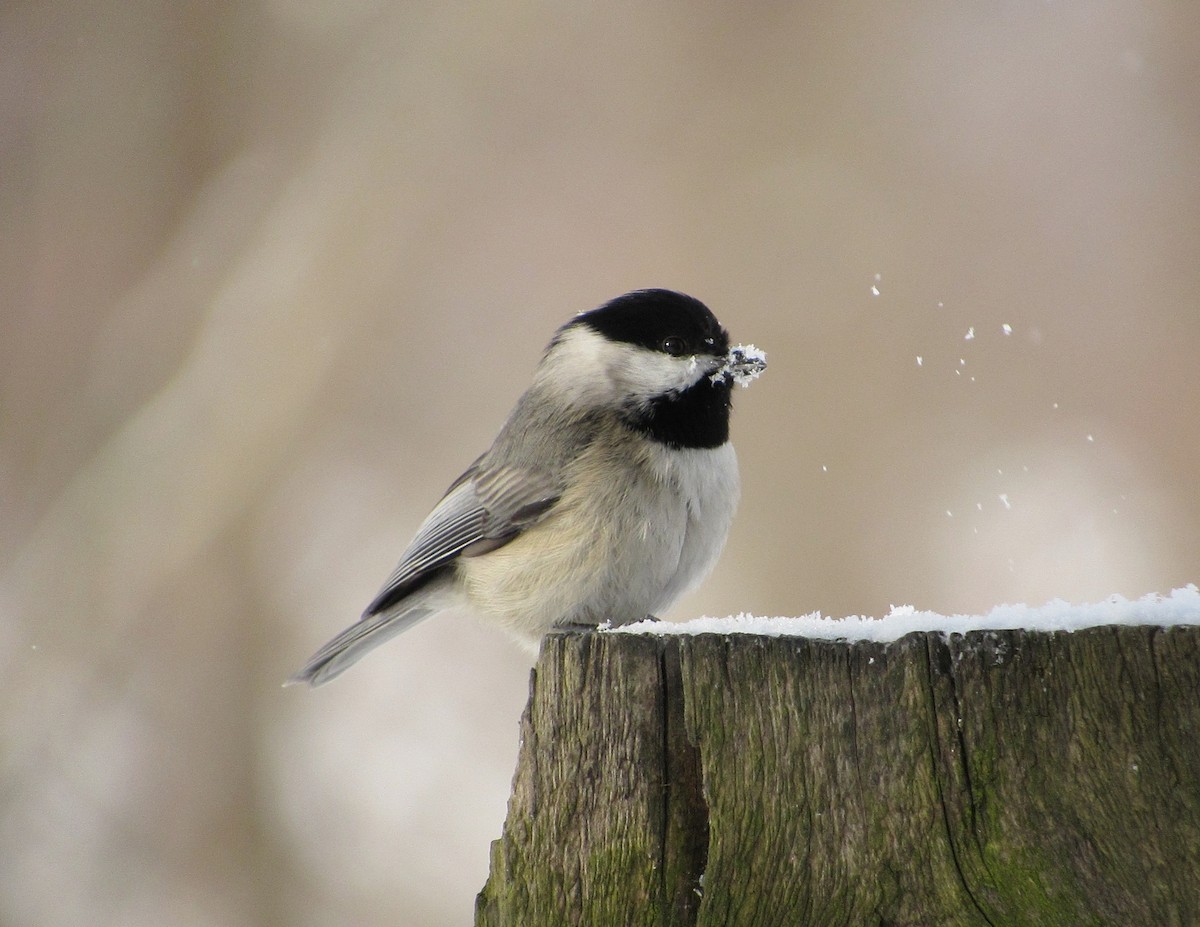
[287,604,436,687]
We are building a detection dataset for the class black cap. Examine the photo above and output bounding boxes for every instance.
[573,289,730,358]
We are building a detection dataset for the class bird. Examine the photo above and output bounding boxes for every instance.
[290,288,765,686]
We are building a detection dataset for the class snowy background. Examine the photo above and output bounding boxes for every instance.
[3,3,1199,926]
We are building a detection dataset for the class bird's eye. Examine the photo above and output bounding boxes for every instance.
[661,336,688,356]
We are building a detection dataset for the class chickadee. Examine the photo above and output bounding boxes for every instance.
[290,288,765,686]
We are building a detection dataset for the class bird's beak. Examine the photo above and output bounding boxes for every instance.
[710,344,767,388]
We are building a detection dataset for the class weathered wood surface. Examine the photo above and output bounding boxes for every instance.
[475,625,1200,927]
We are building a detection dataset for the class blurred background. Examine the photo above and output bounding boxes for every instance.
[3,1,1198,924]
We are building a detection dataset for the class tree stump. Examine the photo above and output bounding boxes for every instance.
[475,625,1200,927]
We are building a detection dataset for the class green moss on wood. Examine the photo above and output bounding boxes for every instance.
[477,625,1200,927]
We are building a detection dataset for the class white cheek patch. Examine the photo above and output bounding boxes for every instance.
[537,326,719,407]
[534,326,625,405]
[613,349,716,402]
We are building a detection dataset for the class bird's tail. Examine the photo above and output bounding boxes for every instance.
[287,601,437,688]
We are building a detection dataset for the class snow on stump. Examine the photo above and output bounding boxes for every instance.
[475,592,1200,927]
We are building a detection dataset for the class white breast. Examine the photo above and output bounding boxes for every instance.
[644,441,740,609]
[457,436,740,640]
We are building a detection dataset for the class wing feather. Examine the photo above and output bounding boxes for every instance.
[363,464,561,616]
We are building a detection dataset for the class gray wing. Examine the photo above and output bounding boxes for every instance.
[288,462,561,686]
[362,462,562,616]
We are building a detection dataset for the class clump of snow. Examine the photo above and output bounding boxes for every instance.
[712,344,767,388]
[608,586,1200,643]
